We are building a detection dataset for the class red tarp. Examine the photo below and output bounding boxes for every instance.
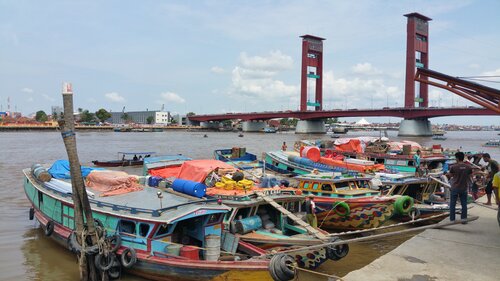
[150,160,234,183]
[334,139,363,153]
[86,171,142,197]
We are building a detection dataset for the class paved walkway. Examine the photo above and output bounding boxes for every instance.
[344,197,500,281]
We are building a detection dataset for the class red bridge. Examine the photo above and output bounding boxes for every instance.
[189,13,499,135]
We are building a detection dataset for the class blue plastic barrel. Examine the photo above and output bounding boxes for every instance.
[235,215,263,234]
[172,179,207,198]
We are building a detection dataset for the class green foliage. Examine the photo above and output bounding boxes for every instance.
[169,117,178,124]
[186,112,196,117]
[80,110,96,123]
[326,117,339,124]
[35,110,48,122]
[146,116,154,124]
[95,108,112,123]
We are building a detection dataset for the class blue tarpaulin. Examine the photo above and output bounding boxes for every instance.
[48,160,103,179]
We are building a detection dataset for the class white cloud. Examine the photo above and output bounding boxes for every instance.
[211,66,225,74]
[160,92,185,104]
[468,63,480,69]
[239,51,293,72]
[351,63,382,75]
[27,97,34,102]
[22,88,34,93]
[105,92,125,103]
[322,70,402,109]
[482,68,500,77]
[42,94,55,102]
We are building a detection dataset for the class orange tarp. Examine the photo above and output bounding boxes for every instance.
[149,166,183,179]
[334,139,363,153]
[86,171,142,197]
[319,157,385,173]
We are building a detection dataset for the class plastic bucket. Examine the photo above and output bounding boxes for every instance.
[204,235,221,261]
[235,215,263,234]
[172,179,207,198]
[180,246,199,260]
[165,244,181,256]
[239,147,246,157]
[432,144,441,154]
[301,146,321,162]
[148,176,162,187]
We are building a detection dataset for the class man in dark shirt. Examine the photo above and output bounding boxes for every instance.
[448,152,473,223]
[482,153,499,205]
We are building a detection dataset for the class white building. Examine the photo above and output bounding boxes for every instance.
[155,111,170,125]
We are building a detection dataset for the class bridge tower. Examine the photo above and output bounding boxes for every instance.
[399,13,433,137]
[404,13,431,108]
[300,35,325,112]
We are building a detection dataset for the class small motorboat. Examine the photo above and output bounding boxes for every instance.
[483,139,500,147]
[92,151,156,167]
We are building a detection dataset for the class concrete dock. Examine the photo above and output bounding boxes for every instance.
[344,197,500,281]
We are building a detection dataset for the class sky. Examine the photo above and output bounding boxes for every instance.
[0,0,499,125]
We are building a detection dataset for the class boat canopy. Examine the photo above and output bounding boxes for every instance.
[118,151,156,155]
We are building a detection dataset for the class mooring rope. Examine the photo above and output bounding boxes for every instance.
[294,266,344,280]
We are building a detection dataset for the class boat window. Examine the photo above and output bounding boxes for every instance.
[321,184,333,191]
[235,207,251,220]
[335,181,349,191]
[207,213,222,225]
[303,182,309,189]
[139,223,151,237]
[348,182,357,189]
[154,223,172,238]
[312,183,319,190]
[118,220,136,235]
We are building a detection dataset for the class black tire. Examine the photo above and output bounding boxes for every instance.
[107,234,121,252]
[95,253,115,271]
[45,221,54,236]
[269,254,294,281]
[68,231,99,255]
[108,259,121,280]
[29,207,35,221]
[120,247,137,268]
[278,255,296,279]
[327,237,349,261]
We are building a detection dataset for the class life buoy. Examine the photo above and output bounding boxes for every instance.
[394,196,414,215]
[68,231,99,255]
[29,207,35,221]
[408,207,421,220]
[333,201,350,217]
[120,247,137,268]
[268,254,295,281]
[45,221,54,236]
[94,253,116,271]
[326,237,350,261]
[107,234,121,252]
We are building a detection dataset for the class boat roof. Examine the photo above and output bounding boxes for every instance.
[295,174,372,182]
[24,169,230,223]
[118,151,156,155]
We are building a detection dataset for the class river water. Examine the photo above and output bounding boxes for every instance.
[0,130,498,280]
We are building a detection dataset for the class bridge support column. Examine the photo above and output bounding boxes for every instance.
[242,121,265,132]
[200,121,220,129]
[398,119,432,137]
[295,120,326,134]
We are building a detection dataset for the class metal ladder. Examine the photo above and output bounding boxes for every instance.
[254,191,327,240]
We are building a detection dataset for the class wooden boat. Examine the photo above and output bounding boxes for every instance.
[142,154,192,177]
[24,165,303,281]
[264,150,346,176]
[144,158,350,269]
[263,127,277,133]
[214,148,264,172]
[92,151,156,167]
[294,173,414,230]
[432,135,447,140]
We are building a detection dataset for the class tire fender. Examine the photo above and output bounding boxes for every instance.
[120,247,137,268]
[94,253,116,271]
[333,201,350,217]
[408,207,421,220]
[327,237,350,261]
[45,221,54,236]
[108,234,122,252]
[394,196,414,215]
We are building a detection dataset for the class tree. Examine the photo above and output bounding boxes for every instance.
[280,118,289,125]
[95,108,112,123]
[146,116,154,124]
[326,117,339,124]
[79,110,96,123]
[186,112,196,117]
[169,117,178,124]
[35,110,48,122]
[121,113,130,123]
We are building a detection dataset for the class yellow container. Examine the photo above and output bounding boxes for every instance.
[215,182,225,189]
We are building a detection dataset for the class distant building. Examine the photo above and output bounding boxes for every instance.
[108,110,170,124]
[172,114,192,126]
[51,106,63,116]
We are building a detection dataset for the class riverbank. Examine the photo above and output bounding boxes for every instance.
[0,124,203,131]
[344,196,500,281]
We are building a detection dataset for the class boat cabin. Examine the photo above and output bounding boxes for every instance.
[294,174,378,198]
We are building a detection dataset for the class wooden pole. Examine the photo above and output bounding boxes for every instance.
[59,82,98,280]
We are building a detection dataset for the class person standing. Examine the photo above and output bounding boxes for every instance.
[281,141,287,151]
[414,150,422,176]
[305,195,317,228]
[482,153,499,205]
[447,152,473,223]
